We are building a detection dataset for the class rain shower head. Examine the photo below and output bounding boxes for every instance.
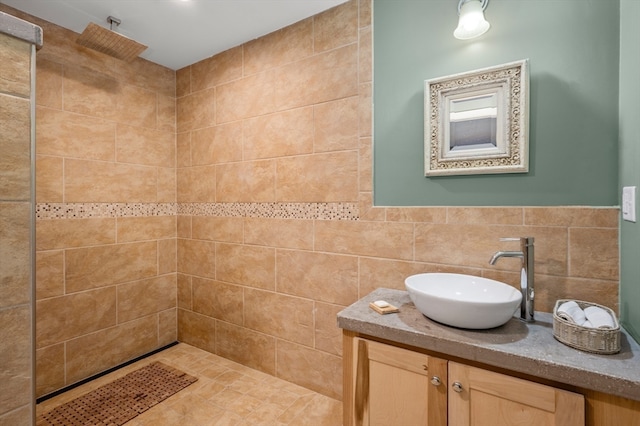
[76,16,147,62]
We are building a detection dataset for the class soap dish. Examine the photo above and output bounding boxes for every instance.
[553,299,620,354]
[369,300,399,315]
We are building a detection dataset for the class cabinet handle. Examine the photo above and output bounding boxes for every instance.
[452,382,463,393]
[430,376,442,386]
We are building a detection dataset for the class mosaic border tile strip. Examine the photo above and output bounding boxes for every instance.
[36,203,178,220]
[36,202,360,221]
[178,202,359,220]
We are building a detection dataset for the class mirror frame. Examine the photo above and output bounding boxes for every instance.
[424,59,529,176]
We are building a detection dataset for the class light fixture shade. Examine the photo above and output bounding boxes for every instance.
[454,0,490,40]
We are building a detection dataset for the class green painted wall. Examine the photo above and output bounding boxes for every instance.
[619,0,640,343]
[373,0,619,206]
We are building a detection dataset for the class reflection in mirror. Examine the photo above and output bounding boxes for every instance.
[449,94,497,151]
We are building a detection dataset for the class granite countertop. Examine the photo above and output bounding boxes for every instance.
[337,288,640,402]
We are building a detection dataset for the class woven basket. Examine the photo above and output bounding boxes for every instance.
[553,299,620,354]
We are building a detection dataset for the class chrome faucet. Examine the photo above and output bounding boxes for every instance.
[489,237,535,322]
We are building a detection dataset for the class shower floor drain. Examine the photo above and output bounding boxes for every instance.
[37,361,197,426]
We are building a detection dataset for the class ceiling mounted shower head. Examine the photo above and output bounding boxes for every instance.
[107,15,121,30]
[76,15,147,62]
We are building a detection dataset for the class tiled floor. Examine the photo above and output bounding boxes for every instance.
[36,343,343,425]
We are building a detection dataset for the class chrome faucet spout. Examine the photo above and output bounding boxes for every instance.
[489,237,535,322]
[489,250,523,265]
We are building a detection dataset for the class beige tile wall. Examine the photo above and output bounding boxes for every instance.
[0,27,34,424]
[0,4,179,399]
[175,0,619,401]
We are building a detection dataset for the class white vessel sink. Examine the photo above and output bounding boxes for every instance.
[405,273,522,329]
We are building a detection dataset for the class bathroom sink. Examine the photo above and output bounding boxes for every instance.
[405,273,522,329]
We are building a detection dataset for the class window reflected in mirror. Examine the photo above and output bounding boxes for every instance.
[449,93,498,152]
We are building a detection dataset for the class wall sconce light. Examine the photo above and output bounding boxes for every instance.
[454,0,490,40]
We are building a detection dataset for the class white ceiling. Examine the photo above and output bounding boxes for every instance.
[2,0,348,70]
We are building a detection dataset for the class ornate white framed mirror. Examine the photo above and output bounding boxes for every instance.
[425,59,529,176]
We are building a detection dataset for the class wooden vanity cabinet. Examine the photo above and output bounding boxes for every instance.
[344,332,585,426]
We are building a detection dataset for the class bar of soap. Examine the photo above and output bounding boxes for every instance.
[369,300,399,315]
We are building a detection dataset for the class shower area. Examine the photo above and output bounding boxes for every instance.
[25,9,182,406]
[1,1,365,422]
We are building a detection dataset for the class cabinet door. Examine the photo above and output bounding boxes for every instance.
[352,337,447,426]
[448,362,585,426]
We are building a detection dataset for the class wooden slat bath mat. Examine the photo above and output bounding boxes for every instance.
[37,362,197,426]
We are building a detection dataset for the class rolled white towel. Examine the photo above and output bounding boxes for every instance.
[556,301,587,325]
[583,306,616,329]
